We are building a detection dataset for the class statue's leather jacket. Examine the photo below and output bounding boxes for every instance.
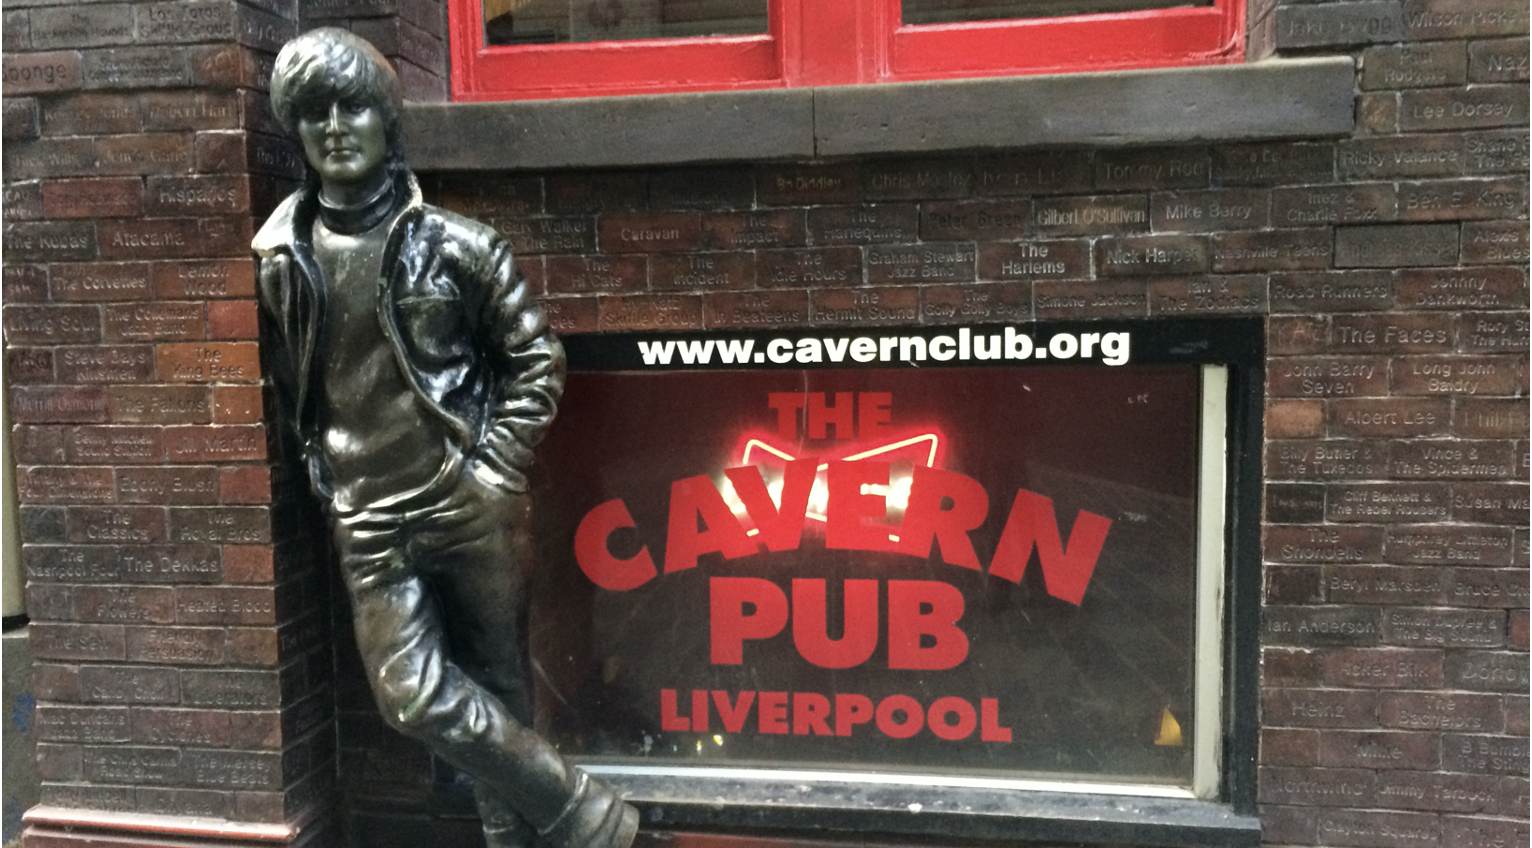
[252,168,565,497]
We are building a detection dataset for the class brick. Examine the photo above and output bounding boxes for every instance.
[82,745,180,785]
[1400,86,1529,132]
[1326,565,1450,606]
[39,783,137,812]
[17,467,116,506]
[1094,148,1208,190]
[51,262,153,302]
[544,255,647,295]
[978,240,1089,282]
[3,180,43,220]
[546,172,646,214]
[1404,0,1529,38]
[137,787,234,820]
[157,342,261,383]
[1032,195,1148,235]
[4,264,50,302]
[75,586,175,624]
[225,627,280,666]
[35,703,131,744]
[1267,525,1385,564]
[1357,93,1395,134]
[4,138,92,181]
[109,386,212,425]
[1213,142,1335,186]
[105,302,204,342]
[1262,727,1320,766]
[975,151,1093,196]
[153,259,257,299]
[1267,399,1326,438]
[127,625,225,665]
[1510,613,1529,651]
[1398,177,1527,221]
[808,205,919,244]
[181,669,280,708]
[7,348,56,383]
[1269,357,1391,398]
[1268,483,1326,523]
[1265,605,1383,646]
[1457,399,1528,438]
[1397,267,1527,311]
[32,622,125,661]
[1385,608,1506,648]
[598,294,703,332]
[219,466,271,504]
[207,300,258,340]
[1265,688,1381,728]
[1271,271,1395,313]
[649,166,755,209]
[3,97,41,140]
[1464,130,1529,174]
[809,287,920,326]
[1267,440,1389,480]
[78,665,178,704]
[1273,183,1397,226]
[1361,41,1467,89]
[1389,524,1516,565]
[920,200,1031,242]
[1260,766,1376,805]
[1,51,84,95]
[1457,312,1529,353]
[81,46,191,89]
[1470,38,1530,83]
[1449,568,1529,608]
[1443,733,1529,775]
[757,163,862,205]
[703,209,806,250]
[651,252,755,291]
[144,174,249,216]
[1265,647,1321,687]
[1461,220,1530,264]
[496,215,595,255]
[33,5,135,49]
[1147,275,1269,315]
[183,748,283,790]
[1320,730,1440,770]
[702,290,810,330]
[1033,280,1149,318]
[1277,1,1406,48]
[66,506,167,544]
[921,283,1031,325]
[36,744,83,782]
[10,387,109,424]
[1095,235,1209,276]
[175,586,278,626]
[598,212,703,253]
[99,217,250,260]
[139,90,239,131]
[1376,773,1503,813]
[1442,816,1529,848]
[57,345,156,384]
[1447,651,1531,692]
[863,159,971,200]
[223,545,274,583]
[1331,314,1455,354]
[1151,189,1269,233]
[1320,647,1443,688]
[1262,805,1318,844]
[4,221,98,262]
[1340,135,1466,179]
[1330,398,1450,437]
[866,243,975,284]
[1336,223,1459,267]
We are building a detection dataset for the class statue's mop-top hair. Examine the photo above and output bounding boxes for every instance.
[269,28,402,144]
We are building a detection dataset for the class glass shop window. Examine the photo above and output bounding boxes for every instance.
[451,0,1245,100]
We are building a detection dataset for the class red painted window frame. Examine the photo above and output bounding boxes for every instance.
[448,0,1244,101]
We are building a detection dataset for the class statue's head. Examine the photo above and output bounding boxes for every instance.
[270,28,403,189]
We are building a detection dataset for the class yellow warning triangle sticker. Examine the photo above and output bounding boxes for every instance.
[1154,707,1183,746]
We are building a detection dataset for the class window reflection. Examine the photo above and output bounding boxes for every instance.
[485,0,768,45]
[902,0,1210,25]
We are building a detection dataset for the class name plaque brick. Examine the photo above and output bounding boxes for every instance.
[1331,398,1449,437]
[1265,606,1383,646]
[8,349,56,384]
[1446,651,1531,693]
[57,349,146,385]
[53,263,152,302]
[32,622,127,662]
[540,297,598,334]
[109,386,212,425]
[1449,570,1528,611]
[494,216,595,255]
[2,51,84,95]
[164,424,265,463]
[598,294,704,331]
[1095,235,1209,276]
[757,247,860,288]
[175,587,279,626]
[1336,223,1459,267]
[1150,277,1267,316]
[1269,357,1391,398]
[1339,135,1465,180]
[599,212,703,253]
[157,342,259,382]
[1320,648,1443,689]
[1214,142,1335,186]
[36,705,131,744]
[1259,766,1377,806]
[4,221,98,262]
[180,669,280,708]
[1461,221,1530,263]
[11,387,109,424]
[974,152,1092,197]
[1215,229,1333,273]
[547,173,646,215]
[650,167,753,210]
[809,287,920,325]
[4,181,43,220]
[1456,398,1528,438]
[170,506,271,545]
[1264,688,1380,729]
[1400,86,1527,132]
[1320,731,1442,771]
[1399,177,1527,222]
[864,160,971,201]
[651,252,755,291]
[757,163,861,206]
[132,707,231,748]
[1267,440,1390,480]
[1268,525,1385,564]
[808,205,919,245]
[979,240,1089,281]
[1470,38,1530,83]
[544,255,646,295]
[1404,0,1529,40]
[1387,526,1515,566]
[920,200,1030,241]
[921,283,1031,325]
[81,47,190,89]
[1095,148,1208,190]
[1267,483,1326,523]
[2,98,40,140]
[1152,189,1269,232]
[1033,281,1148,319]
[4,137,97,180]
[1033,195,1148,235]
[1360,42,1467,90]
[1390,440,1517,480]
[181,749,283,790]
[1327,484,1450,522]
[105,303,204,342]
[5,264,50,302]
[1276,1,1405,49]
[1452,483,1529,524]
[865,243,976,284]
[1327,565,1449,607]
[76,586,177,624]
[1458,312,1529,353]
[65,426,163,464]
[703,210,806,250]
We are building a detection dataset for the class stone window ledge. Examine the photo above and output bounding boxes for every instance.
[403,57,1355,171]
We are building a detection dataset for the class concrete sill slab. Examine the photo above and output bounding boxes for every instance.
[404,57,1355,171]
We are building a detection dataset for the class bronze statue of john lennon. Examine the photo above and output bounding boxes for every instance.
[253,28,638,848]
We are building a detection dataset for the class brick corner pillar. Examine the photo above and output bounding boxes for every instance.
[300,0,449,102]
[2,1,340,846]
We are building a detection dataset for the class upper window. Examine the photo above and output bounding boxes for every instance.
[450,0,1245,100]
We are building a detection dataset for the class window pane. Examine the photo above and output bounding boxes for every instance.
[531,364,1207,787]
[484,0,768,45]
[902,0,1211,24]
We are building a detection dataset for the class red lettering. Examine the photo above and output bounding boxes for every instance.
[927,696,977,740]
[858,392,891,439]
[574,499,656,591]
[768,392,805,440]
[712,690,756,732]
[793,692,833,735]
[665,475,756,573]
[835,693,874,737]
[875,694,923,738]
[886,580,968,670]
[660,689,689,731]
[758,691,789,733]
[895,466,988,570]
[710,577,788,664]
[981,698,1012,742]
[692,689,710,733]
[988,489,1111,605]
[824,460,897,552]
[725,459,816,552]
[792,578,878,668]
[808,391,855,440]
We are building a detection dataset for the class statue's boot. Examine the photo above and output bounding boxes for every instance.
[535,771,639,848]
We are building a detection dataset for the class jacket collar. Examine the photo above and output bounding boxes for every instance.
[252,165,423,257]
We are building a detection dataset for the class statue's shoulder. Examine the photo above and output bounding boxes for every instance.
[252,188,309,256]
[413,203,506,258]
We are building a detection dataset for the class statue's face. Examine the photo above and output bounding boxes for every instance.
[296,99,387,187]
